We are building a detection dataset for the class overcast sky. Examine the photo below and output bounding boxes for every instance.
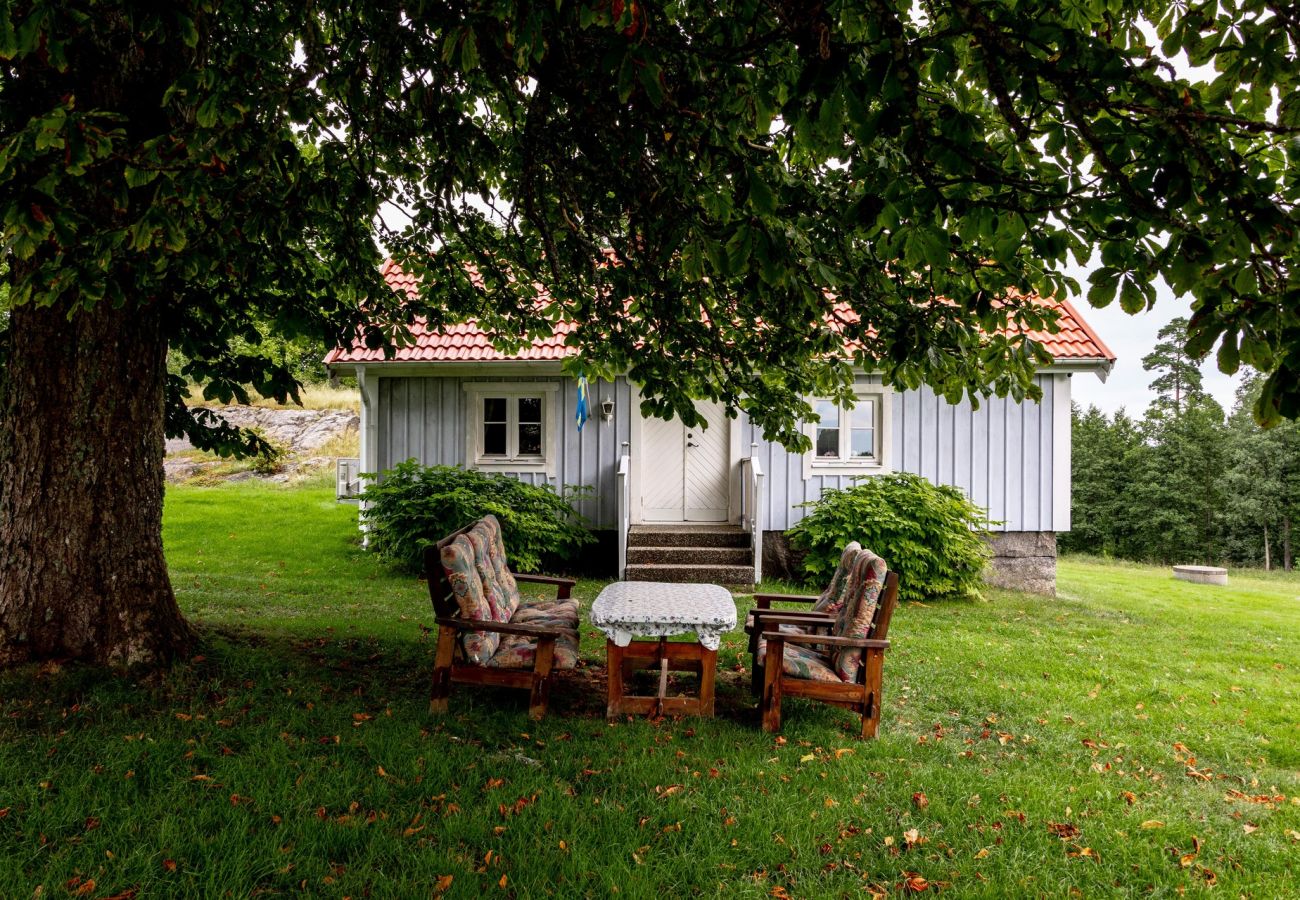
[1067,271,1241,418]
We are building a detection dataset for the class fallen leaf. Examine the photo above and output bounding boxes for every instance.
[902,828,926,849]
[1140,820,1165,829]
[902,872,930,892]
[499,874,508,889]
[800,753,816,763]
[1048,822,1080,840]
[434,874,454,894]
[162,860,177,872]
[1242,823,1258,835]
[834,748,854,759]
[912,792,929,810]
[974,847,990,859]
[1121,791,1137,805]
[73,880,96,897]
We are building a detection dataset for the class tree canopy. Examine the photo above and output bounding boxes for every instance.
[3,0,1299,448]
[1,0,1299,667]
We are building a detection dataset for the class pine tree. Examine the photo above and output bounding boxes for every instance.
[1142,317,1205,420]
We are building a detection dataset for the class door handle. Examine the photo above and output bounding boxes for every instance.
[687,442,699,448]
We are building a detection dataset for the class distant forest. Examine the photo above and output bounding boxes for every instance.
[1064,318,1298,569]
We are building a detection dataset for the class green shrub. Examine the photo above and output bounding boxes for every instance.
[788,472,993,601]
[359,460,594,574]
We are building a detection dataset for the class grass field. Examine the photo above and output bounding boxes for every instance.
[2,480,1298,897]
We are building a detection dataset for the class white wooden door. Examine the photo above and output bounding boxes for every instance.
[640,401,730,522]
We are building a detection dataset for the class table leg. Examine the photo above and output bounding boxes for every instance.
[606,640,625,720]
[699,645,718,717]
[656,637,668,718]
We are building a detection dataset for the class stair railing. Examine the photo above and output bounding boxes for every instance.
[616,443,631,580]
[739,444,764,586]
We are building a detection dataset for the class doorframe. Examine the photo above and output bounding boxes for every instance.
[628,385,743,525]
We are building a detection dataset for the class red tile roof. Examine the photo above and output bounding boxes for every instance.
[325,260,1115,365]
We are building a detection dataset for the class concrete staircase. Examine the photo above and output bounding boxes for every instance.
[625,524,755,585]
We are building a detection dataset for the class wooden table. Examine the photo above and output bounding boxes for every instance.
[590,581,737,719]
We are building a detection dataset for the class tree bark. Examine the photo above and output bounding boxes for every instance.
[0,298,190,668]
[1263,522,1270,571]
[1285,515,1293,572]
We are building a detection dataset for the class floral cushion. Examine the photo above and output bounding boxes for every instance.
[812,541,863,615]
[511,597,580,627]
[756,639,840,683]
[486,630,580,670]
[440,535,500,663]
[473,517,521,620]
[464,527,512,623]
[831,550,888,684]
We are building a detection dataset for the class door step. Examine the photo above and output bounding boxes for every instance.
[626,546,751,565]
[627,524,749,548]
[625,525,754,584]
[624,563,755,585]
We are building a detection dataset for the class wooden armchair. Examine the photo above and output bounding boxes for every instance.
[744,541,863,692]
[754,558,900,739]
[425,517,579,720]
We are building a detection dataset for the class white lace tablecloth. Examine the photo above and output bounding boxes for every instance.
[590,582,738,651]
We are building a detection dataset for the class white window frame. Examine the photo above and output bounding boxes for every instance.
[462,382,559,477]
[802,386,893,479]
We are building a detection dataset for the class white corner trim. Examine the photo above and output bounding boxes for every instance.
[356,365,380,479]
[802,386,894,480]
[1052,373,1072,531]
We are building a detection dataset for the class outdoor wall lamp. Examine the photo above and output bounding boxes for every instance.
[601,397,615,422]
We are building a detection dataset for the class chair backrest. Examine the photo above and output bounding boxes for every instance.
[424,521,479,618]
[871,572,901,641]
[812,541,863,614]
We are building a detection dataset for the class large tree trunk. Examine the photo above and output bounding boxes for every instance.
[0,298,190,668]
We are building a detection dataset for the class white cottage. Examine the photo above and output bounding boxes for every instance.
[326,261,1115,594]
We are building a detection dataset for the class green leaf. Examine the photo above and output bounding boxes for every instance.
[1119,277,1146,314]
[747,168,776,215]
[123,166,158,188]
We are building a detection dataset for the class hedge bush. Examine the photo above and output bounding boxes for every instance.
[359,460,594,574]
[787,473,992,601]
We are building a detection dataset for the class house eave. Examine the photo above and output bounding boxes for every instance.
[1039,358,1115,382]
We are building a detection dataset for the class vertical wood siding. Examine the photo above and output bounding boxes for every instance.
[375,373,1067,533]
[378,375,633,528]
[739,374,1065,533]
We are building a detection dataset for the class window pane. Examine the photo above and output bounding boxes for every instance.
[849,399,874,428]
[517,396,542,423]
[483,397,507,422]
[483,422,507,455]
[518,423,542,456]
[815,427,840,458]
[850,428,875,458]
[814,400,839,429]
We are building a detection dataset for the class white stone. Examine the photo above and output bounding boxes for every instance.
[1172,565,1228,586]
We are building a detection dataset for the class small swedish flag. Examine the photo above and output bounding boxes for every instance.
[575,374,590,432]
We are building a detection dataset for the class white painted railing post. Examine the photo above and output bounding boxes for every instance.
[616,442,631,580]
[750,442,764,586]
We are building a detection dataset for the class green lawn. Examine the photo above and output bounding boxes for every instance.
[2,480,1298,897]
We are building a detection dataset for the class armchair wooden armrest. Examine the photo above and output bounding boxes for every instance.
[748,608,834,623]
[753,593,820,609]
[434,616,576,639]
[513,573,576,599]
[750,613,835,630]
[762,631,890,651]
